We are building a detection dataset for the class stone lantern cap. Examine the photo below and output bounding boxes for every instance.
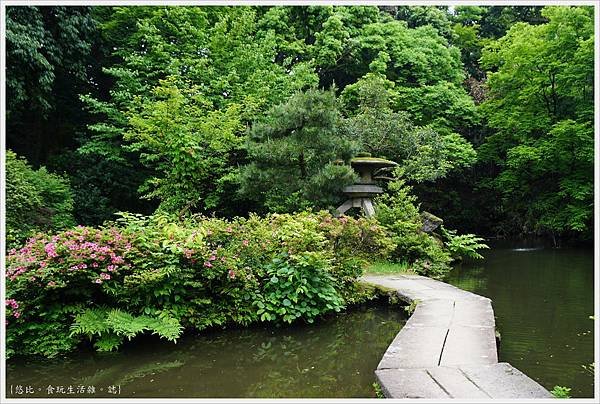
[350,156,398,184]
[350,156,398,169]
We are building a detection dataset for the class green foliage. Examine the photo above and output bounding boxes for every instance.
[341,74,477,182]
[6,210,394,358]
[125,78,244,213]
[6,6,97,167]
[6,6,95,119]
[375,179,453,278]
[372,381,385,398]
[441,226,489,260]
[365,261,410,275]
[551,386,571,398]
[81,6,318,217]
[254,253,344,324]
[404,299,420,316]
[5,150,75,249]
[394,6,453,38]
[478,6,594,240]
[239,88,358,212]
[7,5,584,244]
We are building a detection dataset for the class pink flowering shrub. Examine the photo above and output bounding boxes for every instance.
[5,225,134,357]
[6,211,395,358]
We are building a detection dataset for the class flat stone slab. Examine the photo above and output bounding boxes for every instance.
[361,274,551,398]
[452,298,496,327]
[378,325,447,369]
[440,326,498,366]
[406,299,454,328]
[376,364,551,399]
[460,363,553,398]
[426,366,490,398]
[375,368,450,398]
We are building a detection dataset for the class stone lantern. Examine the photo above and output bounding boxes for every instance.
[336,153,397,218]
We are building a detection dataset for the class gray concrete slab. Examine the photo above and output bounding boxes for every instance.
[426,366,490,399]
[460,363,553,398]
[453,299,496,327]
[375,369,450,398]
[414,288,476,301]
[406,299,454,328]
[440,326,498,366]
[378,325,448,369]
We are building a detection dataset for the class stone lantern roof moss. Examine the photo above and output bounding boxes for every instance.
[350,157,398,168]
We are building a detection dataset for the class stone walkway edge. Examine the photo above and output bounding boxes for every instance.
[361,274,553,399]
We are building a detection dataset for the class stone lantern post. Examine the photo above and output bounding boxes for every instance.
[336,153,397,218]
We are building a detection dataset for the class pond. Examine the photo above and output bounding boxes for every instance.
[6,304,406,398]
[446,243,595,398]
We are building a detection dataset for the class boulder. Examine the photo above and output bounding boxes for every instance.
[421,211,443,233]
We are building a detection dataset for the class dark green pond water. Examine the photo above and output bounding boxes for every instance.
[446,244,595,398]
[6,304,405,398]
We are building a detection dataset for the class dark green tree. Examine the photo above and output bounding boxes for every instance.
[79,6,318,218]
[6,6,98,166]
[239,89,358,213]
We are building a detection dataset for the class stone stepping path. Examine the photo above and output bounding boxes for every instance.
[361,274,552,399]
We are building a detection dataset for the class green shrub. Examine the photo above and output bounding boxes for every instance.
[375,179,452,277]
[6,150,75,249]
[375,179,489,277]
[5,225,135,357]
[70,308,183,352]
[6,210,394,358]
[254,252,344,324]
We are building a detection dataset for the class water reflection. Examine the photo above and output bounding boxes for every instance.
[7,304,406,398]
[447,246,594,397]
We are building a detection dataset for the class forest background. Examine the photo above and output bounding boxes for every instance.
[5,4,595,247]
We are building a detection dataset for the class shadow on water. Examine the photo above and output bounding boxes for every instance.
[6,304,406,398]
[446,243,595,398]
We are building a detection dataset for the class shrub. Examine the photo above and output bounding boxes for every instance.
[6,211,394,358]
[254,252,344,324]
[6,150,75,249]
[5,225,137,357]
[375,179,453,277]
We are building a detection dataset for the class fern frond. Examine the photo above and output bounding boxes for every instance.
[106,309,148,340]
[94,332,124,352]
[70,308,109,337]
[145,316,183,342]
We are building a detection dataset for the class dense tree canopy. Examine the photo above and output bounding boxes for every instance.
[6,6,97,165]
[478,6,594,239]
[5,5,595,244]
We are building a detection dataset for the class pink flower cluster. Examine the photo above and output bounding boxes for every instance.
[6,266,27,281]
[203,250,220,268]
[6,299,18,309]
[6,227,132,285]
[5,299,21,318]
[44,243,58,258]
